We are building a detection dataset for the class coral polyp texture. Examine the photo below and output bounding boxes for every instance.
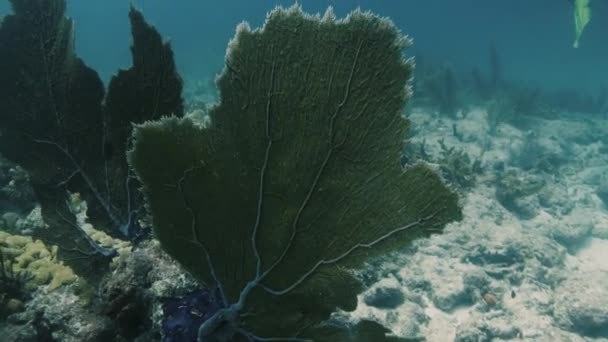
[129,6,461,341]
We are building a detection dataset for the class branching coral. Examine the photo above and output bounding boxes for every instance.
[436,139,482,190]
[403,138,481,191]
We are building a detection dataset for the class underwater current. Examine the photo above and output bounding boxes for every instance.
[0,0,607,341]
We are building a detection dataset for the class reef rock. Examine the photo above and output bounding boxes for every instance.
[553,270,608,337]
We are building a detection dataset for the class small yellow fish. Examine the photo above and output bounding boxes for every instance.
[573,0,591,48]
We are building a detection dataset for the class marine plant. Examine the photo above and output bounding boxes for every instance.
[436,139,482,190]
[402,138,481,191]
[129,6,461,341]
[0,0,183,280]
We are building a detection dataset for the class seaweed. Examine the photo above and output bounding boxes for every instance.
[129,6,461,341]
[0,0,183,280]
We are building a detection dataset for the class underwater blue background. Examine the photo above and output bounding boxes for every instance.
[1,0,606,93]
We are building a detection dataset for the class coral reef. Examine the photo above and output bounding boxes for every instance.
[98,240,199,341]
[553,271,608,337]
[363,286,406,310]
[340,86,608,341]
[1,1,605,341]
[495,170,545,219]
[436,139,482,190]
[0,239,199,341]
[403,137,482,192]
[161,289,220,342]
[0,156,35,216]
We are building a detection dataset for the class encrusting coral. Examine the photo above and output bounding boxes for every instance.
[0,231,76,291]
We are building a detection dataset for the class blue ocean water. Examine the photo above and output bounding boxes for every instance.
[2,0,606,91]
[1,1,608,341]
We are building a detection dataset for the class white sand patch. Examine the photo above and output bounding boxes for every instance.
[570,238,608,272]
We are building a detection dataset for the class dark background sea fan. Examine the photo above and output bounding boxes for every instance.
[129,6,461,341]
[0,0,183,280]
